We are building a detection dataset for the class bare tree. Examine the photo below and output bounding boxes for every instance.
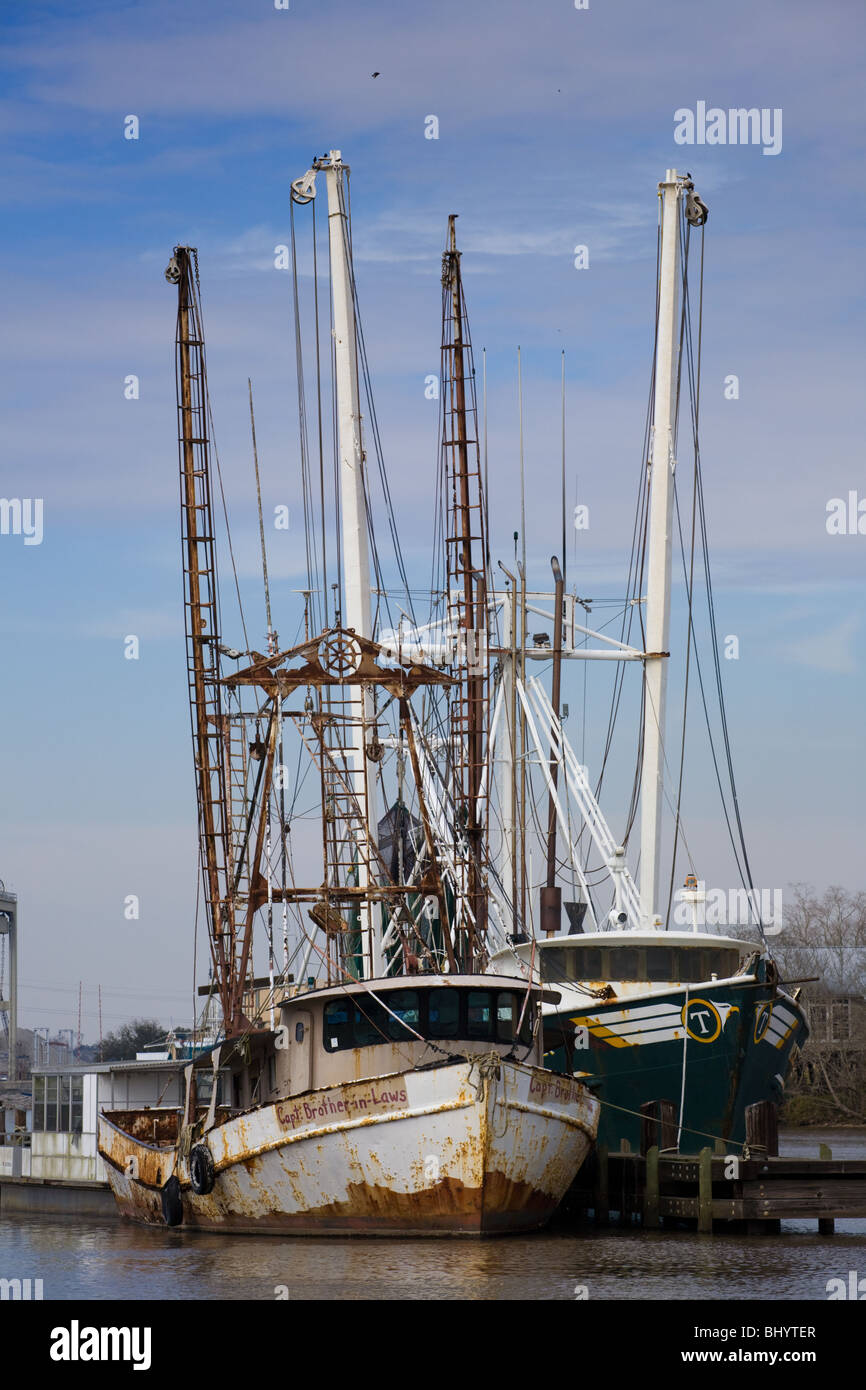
[775,884,866,995]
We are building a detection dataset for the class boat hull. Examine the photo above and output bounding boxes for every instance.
[98,1055,598,1236]
[545,981,807,1153]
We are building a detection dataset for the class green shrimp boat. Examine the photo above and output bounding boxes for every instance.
[489,930,807,1153]
[483,171,808,1155]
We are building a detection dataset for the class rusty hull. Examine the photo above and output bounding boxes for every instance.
[98,1057,598,1237]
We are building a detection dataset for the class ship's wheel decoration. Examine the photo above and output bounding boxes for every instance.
[318,630,362,679]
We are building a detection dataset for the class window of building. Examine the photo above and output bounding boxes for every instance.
[831,999,851,1042]
[45,1076,58,1132]
[58,1076,71,1132]
[71,1076,83,1133]
[32,1075,45,1132]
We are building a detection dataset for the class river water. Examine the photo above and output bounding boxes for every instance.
[1,1127,864,1301]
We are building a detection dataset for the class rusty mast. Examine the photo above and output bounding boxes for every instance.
[441,216,491,970]
[168,245,279,1036]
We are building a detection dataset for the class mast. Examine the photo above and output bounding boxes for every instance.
[166,245,237,1029]
[168,246,283,1034]
[639,171,681,927]
[441,215,489,970]
[292,151,380,976]
[541,556,564,936]
[639,169,707,927]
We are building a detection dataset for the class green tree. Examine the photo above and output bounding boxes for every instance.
[98,1018,166,1062]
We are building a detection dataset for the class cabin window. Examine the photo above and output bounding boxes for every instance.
[323,1000,353,1050]
[496,995,517,1042]
[677,949,706,983]
[385,990,420,1041]
[607,947,640,981]
[322,989,533,1051]
[703,948,740,980]
[467,991,493,1038]
[506,993,534,1047]
[353,999,388,1048]
[295,1022,306,1044]
[576,948,602,979]
[541,947,601,982]
[428,988,460,1038]
[646,947,674,981]
[540,949,571,983]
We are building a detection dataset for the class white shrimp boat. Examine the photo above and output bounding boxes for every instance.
[97,154,599,1236]
[99,977,597,1235]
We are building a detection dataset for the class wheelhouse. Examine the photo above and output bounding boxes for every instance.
[538,941,747,986]
[322,985,534,1052]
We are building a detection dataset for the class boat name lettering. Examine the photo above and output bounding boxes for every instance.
[529,1076,581,1104]
[277,1084,408,1129]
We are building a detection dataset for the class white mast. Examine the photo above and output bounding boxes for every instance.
[320,151,374,645]
[294,150,381,976]
[639,169,683,928]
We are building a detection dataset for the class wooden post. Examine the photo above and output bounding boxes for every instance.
[644,1144,660,1229]
[818,1146,834,1234]
[714,1138,725,1155]
[698,1147,713,1234]
[745,1100,778,1157]
[640,1099,678,1155]
[595,1143,609,1226]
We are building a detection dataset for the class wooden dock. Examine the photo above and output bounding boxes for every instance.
[560,1101,866,1233]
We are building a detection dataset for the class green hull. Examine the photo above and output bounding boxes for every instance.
[543,978,807,1153]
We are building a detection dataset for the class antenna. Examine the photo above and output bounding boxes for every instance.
[518,346,526,577]
[249,378,275,653]
[561,351,567,589]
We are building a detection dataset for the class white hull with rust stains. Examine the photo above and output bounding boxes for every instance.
[98,1056,598,1236]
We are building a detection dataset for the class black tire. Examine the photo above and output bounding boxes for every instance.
[188,1143,216,1196]
[161,1175,183,1226]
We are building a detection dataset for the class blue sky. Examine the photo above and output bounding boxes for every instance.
[1,0,864,1039]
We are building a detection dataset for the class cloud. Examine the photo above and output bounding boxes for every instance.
[782,613,859,674]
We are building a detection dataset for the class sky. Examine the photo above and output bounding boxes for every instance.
[1,0,864,1041]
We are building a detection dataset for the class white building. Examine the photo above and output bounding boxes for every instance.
[26,1059,186,1183]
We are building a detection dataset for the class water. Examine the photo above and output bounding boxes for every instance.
[2,1127,864,1301]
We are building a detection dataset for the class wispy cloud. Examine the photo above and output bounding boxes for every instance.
[782,613,860,674]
